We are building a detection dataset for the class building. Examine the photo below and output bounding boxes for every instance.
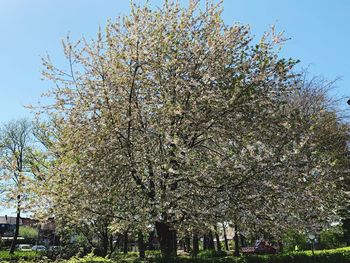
[0,215,58,245]
[0,215,23,237]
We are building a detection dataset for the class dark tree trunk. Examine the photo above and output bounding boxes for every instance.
[138,232,145,259]
[36,226,40,246]
[214,226,221,252]
[343,218,350,246]
[155,221,177,258]
[115,234,121,251]
[181,239,185,252]
[184,235,191,253]
[234,224,240,257]
[240,234,245,248]
[148,231,155,250]
[109,234,114,256]
[203,235,208,250]
[208,231,215,250]
[278,241,283,253]
[9,196,20,254]
[100,233,108,257]
[123,231,128,254]
[223,224,229,251]
[192,232,199,257]
[94,229,109,257]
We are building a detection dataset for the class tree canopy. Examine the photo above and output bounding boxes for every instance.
[31,0,349,257]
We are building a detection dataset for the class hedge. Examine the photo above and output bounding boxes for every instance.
[0,250,40,261]
[66,254,112,263]
[1,247,350,263]
[137,247,350,263]
[244,247,350,263]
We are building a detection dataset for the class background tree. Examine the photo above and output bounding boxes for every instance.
[0,119,34,254]
[19,226,39,244]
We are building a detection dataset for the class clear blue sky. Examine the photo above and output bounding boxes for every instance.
[0,1,349,215]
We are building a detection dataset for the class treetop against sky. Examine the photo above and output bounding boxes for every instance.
[0,0,349,125]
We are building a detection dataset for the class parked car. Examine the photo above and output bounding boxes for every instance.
[32,245,47,251]
[242,240,277,254]
[17,244,32,251]
[48,245,62,251]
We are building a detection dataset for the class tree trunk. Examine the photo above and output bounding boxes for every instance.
[208,231,215,250]
[184,235,191,253]
[123,231,128,254]
[138,232,145,259]
[192,232,199,257]
[278,241,283,253]
[233,224,240,257]
[148,231,155,250]
[36,226,40,246]
[214,226,221,252]
[155,221,177,258]
[240,234,245,248]
[181,239,185,252]
[9,196,20,254]
[223,224,229,251]
[100,233,108,257]
[109,234,115,256]
[343,218,350,246]
[203,235,208,250]
[115,234,121,252]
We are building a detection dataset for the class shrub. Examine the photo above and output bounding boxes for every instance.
[111,252,139,258]
[145,250,162,257]
[19,226,38,240]
[66,253,112,263]
[282,229,308,252]
[1,247,350,263]
[244,248,350,263]
[110,250,161,261]
[149,247,350,263]
[0,250,40,261]
[53,243,91,260]
[197,250,228,258]
[149,257,241,263]
[319,226,347,249]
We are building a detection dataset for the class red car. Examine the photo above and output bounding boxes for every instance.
[242,240,277,254]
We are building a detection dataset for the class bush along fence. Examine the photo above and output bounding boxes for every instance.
[1,247,350,263]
